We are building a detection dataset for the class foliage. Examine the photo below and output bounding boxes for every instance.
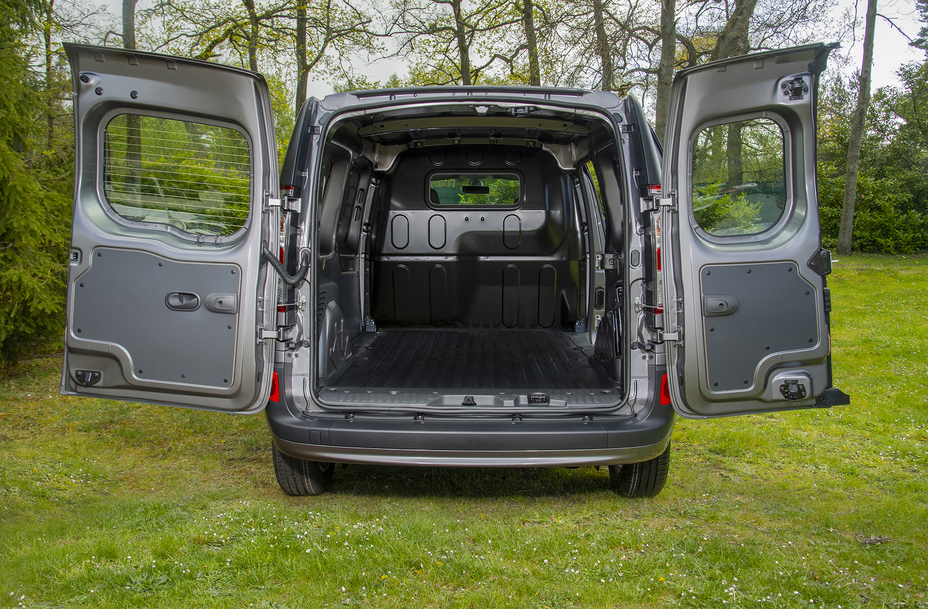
[390,0,523,86]
[818,168,928,254]
[817,62,928,253]
[692,182,762,235]
[691,118,784,235]
[0,1,72,365]
[266,73,295,163]
[430,174,520,206]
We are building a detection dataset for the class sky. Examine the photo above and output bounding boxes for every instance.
[841,0,923,90]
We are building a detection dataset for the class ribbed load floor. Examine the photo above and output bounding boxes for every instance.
[331,330,614,391]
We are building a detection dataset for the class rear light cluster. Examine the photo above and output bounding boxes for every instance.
[659,374,672,405]
[270,371,280,402]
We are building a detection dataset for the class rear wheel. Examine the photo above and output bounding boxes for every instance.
[609,442,671,498]
[272,444,334,496]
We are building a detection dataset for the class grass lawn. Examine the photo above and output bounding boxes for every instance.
[1,254,926,608]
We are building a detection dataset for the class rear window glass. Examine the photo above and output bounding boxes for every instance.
[103,114,251,237]
[428,174,520,207]
[691,117,786,236]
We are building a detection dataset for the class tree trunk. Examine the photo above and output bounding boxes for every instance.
[837,0,878,255]
[43,0,55,150]
[592,0,613,91]
[654,0,675,143]
[123,0,140,195]
[709,0,757,194]
[296,1,308,114]
[522,0,540,86]
[122,0,137,50]
[709,0,757,61]
[726,122,744,186]
[451,0,472,84]
[242,0,260,71]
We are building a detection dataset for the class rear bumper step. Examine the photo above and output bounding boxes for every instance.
[266,401,675,467]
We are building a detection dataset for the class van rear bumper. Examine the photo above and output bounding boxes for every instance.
[265,401,675,467]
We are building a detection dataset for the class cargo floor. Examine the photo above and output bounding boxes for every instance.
[330,330,615,391]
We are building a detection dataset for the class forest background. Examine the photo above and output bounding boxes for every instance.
[1,0,927,364]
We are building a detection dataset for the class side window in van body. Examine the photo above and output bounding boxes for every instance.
[691,117,786,236]
[103,114,251,237]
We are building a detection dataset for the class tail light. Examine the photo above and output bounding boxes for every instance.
[659,374,672,405]
[269,371,280,403]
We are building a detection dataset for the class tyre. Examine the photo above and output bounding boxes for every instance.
[272,443,335,496]
[609,442,671,498]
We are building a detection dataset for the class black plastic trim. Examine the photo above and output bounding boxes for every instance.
[266,400,675,460]
[815,387,851,407]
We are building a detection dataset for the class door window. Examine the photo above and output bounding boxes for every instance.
[103,113,251,236]
[691,117,786,236]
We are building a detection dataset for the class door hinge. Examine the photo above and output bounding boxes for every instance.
[258,325,299,343]
[597,253,619,270]
[265,195,300,213]
[644,193,676,214]
[657,330,679,342]
[656,196,676,212]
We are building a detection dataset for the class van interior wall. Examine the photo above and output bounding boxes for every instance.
[369,145,583,330]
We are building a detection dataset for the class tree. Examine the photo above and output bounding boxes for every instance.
[553,0,654,92]
[653,0,675,141]
[292,0,379,113]
[158,0,377,115]
[837,0,878,255]
[390,0,520,85]
[123,0,138,49]
[520,0,540,85]
[816,64,928,254]
[0,0,71,364]
[123,0,142,193]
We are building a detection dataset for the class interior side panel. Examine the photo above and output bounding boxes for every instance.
[70,248,240,388]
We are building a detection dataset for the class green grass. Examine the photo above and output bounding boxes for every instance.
[1,254,926,608]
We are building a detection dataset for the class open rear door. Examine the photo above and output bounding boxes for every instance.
[61,44,279,413]
[660,43,848,418]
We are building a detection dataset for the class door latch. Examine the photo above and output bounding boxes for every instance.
[780,76,809,101]
[779,380,808,402]
[74,370,101,387]
[597,254,619,270]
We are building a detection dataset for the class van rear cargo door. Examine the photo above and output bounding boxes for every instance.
[60,44,279,414]
[660,43,848,418]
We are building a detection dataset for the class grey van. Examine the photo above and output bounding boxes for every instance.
[61,42,849,497]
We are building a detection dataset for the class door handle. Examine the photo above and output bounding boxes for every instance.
[165,292,200,311]
[703,295,739,317]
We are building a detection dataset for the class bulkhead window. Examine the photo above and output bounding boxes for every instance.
[103,114,251,237]
[428,173,520,207]
[691,117,786,236]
